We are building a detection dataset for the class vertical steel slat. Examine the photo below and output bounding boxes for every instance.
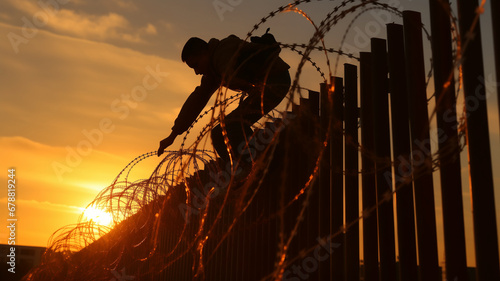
[360,52,379,281]
[429,1,469,280]
[386,23,419,281]
[319,83,332,281]
[403,10,440,281]
[371,37,397,281]
[344,63,360,281]
[456,1,500,280]
[331,77,345,281]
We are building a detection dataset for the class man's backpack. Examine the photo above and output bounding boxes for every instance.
[234,28,284,79]
[250,28,281,55]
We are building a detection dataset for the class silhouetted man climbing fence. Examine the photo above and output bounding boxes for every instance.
[157,32,291,169]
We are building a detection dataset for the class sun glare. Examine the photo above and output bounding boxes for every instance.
[82,206,113,227]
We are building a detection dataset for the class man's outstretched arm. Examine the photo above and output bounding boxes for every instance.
[158,76,219,156]
[157,131,179,156]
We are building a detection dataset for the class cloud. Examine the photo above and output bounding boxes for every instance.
[110,0,137,11]
[1,22,198,153]
[144,23,157,35]
[158,20,173,32]
[51,10,140,42]
[4,0,157,43]
[0,136,125,186]
[0,11,11,21]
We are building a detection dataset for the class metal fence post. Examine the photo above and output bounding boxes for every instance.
[344,63,359,281]
[403,10,440,281]
[319,82,332,281]
[386,23,418,281]
[360,52,379,281]
[428,1,469,280]
[331,76,345,281]
[371,38,397,281]
[456,1,500,280]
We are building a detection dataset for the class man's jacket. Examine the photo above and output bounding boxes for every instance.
[171,35,290,135]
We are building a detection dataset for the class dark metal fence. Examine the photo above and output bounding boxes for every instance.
[39,3,500,281]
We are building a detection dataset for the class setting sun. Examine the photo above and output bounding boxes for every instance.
[81,206,114,227]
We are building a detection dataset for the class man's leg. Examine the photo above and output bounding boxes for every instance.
[211,120,253,163]
[211,70,290,163]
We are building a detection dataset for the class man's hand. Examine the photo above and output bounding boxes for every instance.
[157,132,178,156]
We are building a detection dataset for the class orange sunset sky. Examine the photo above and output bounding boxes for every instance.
[1,0,499,268]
